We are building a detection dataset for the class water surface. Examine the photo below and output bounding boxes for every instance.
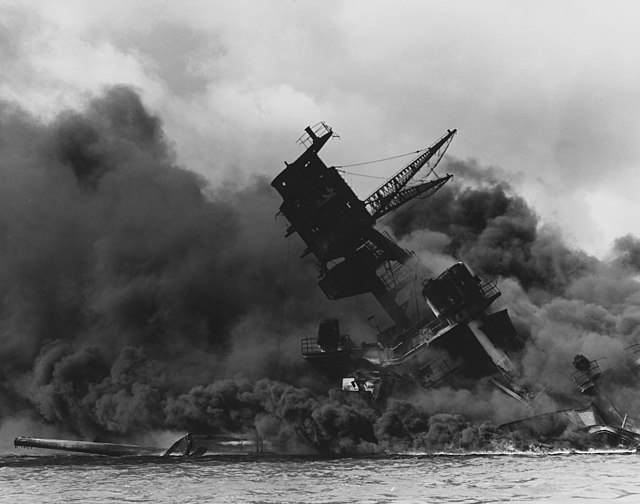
[1,452,638,503]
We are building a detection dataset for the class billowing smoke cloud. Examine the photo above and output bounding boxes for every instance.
[611,234,640,272]
[3,86,640,455]
[0,85,383,446]
[389,158,598,296]
[386,157,640,423]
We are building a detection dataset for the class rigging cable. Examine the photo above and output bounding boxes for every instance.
[335,145,446,185]
[335,169,390,180]
[334,148,428,169]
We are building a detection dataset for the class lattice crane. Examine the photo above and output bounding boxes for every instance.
[364,129,456,220]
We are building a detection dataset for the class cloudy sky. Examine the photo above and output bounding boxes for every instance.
[2,0,640,256]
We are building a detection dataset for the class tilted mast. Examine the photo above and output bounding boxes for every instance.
[271,123,455,330]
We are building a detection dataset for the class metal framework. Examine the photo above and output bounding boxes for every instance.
[364,129,456,219]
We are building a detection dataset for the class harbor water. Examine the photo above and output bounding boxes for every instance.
[2,451,640,503]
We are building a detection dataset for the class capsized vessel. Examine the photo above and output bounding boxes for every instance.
[15,124,640,455]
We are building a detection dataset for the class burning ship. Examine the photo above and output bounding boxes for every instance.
[270,122,640,449]
[271,122,525,403]
[13,122,640,457]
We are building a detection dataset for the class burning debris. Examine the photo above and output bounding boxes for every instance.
[4,88,640,456]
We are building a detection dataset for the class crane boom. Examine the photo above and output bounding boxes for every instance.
[364,129,456,218]
[371,174,453,220]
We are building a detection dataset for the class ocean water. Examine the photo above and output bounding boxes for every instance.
[1,451,639,503]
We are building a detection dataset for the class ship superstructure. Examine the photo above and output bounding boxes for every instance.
[272,123,526,401]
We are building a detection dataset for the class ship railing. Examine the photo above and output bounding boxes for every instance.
[396,317,452,360]
[300,337,353,355]
[571,359,603,394]
[479,276,501,300]
[379,319,450,366]
[423,317,450,338]
[296,122,332,148]
[301,338,322,354]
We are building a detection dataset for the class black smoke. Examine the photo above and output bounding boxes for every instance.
[386,157,640,422]
[3,86,640,454]
[612,234,640,272]
[0,86,380,445]
[388,159,597,296]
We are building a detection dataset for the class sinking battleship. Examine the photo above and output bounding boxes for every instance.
[272,122,524,402]
[13,123,640,457]
[271,122,640,448]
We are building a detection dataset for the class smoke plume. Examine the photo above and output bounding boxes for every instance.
[2,86,640,454]
[0,86,360,444]
[387,157,640,421]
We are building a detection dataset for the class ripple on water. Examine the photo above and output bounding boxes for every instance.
[2,453,640,503]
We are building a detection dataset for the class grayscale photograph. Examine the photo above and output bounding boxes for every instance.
[1,1,640,502]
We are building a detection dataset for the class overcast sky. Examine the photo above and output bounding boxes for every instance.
[2,0,640,256]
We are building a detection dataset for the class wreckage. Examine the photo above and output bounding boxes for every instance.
[272,123,524,401]
[14,433,264,458]
[502,350,640,447]
[13,123,640,457]
[271,122,640,448]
